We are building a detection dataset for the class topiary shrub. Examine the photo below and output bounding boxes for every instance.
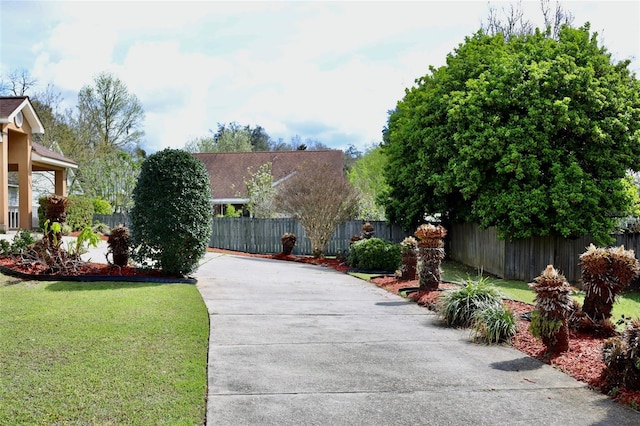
[66,195,95,231]
[92,197,113,215]
[130,148,213,276]
[347,237,401,271]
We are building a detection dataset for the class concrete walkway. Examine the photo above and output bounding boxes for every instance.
[195,253,638,426]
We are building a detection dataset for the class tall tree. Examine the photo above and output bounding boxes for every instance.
[76,72,145,151]
[383,24,640,245]
[244,163,277,218]
[213,122,253,152]
[482,0,574,40]
[78,149,143,213]
[183,135,217,153]
[342,144,362,173]
[249,125,271,151]
[0,68,37,96]
[275,162,358,257]
[348,144,388,220]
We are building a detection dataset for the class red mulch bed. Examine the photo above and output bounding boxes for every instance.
[208,249,640,410]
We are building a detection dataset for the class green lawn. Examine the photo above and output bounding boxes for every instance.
[0,275,209,425]
[439,260,640,324]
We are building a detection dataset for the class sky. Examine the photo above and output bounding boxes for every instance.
[1,1,639,154]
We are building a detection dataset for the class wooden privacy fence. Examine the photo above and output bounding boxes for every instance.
[210,218,407,255]
[449,222,640,284]
[94,213,130,229]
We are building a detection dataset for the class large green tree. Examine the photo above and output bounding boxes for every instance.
[382,24,640,245]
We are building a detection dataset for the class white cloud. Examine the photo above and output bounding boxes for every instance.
[4,0,639,154]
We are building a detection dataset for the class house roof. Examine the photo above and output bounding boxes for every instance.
[32,141,78,170]
[193,150,344,201]
[1,97,77,170]
[0,96,44,134]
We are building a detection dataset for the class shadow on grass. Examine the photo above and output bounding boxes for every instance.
[45,281,175,291]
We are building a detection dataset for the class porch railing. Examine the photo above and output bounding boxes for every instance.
[8,206,19,230]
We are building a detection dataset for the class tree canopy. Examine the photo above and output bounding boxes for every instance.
[382,24,640,245]
[76,72,145,151]
[348,143,388,220]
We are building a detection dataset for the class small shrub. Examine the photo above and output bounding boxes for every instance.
[0,229,36,256]
[66,195,95,231]
[471,304,517,344]
[92,222,110,235]
[10,229,35,254]
[347,237,401,271]
[67,225,101,255]
[92,197,113,215]
[437,277,503,327]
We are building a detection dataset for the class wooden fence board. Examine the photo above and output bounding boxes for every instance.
[450,223,640,284]
[210,218,406,255]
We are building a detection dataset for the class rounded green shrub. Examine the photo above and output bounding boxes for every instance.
[92,197,113,215]
[347,237,401,271]
[130,148,213,276]
[66,195,95,231]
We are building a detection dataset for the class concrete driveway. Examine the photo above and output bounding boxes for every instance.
[195,252,638,425]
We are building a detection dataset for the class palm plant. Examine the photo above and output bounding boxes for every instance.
[602,318,640,391]
[529,265,573,354]
[107,225,130,267]
[414,224,447,291]
[400,236,418,280]
[580,244,639,333]
[280,233,297,256]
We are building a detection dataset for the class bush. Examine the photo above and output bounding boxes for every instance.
[130,148,213,276]
[471,304,517,344]
[602,318,640,391]
[437,277,503,328]
[0,229,35,255]
[66,195,95,231]
[347,237,401,271]
[37,196,48,230]
[92,197,113,215]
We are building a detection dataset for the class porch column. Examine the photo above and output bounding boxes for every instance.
[0,129,7,232]
[15,135,32,230]
[54,169,67,196]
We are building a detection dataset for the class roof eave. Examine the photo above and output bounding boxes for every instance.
[32,152,78,170]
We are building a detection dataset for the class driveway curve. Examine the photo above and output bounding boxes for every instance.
[195,252,638,425]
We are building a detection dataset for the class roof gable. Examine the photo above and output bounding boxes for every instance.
[193,150,344,200]
[0,96,44,134]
